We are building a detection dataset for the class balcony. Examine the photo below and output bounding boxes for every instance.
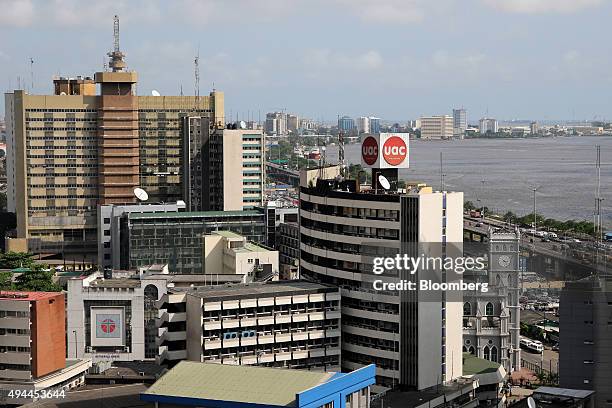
[309,312,325,321]
[221,318,240,329]
[258,334,275,344]
[258,316,274,325]
[166,350,187,360]
[276,333,291,343]
[292,332,309,341]
[325,310,341,320]
[292,313,309,323]
[0,352,31,365]
[275,314,291,324]
[240,317,257,327]
[204,321,222,331]
[203,339,222,350]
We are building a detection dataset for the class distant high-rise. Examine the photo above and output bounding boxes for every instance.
[4,17,224,258]
[452,108,467,138]
[479,118,498,134]
[530,121,539,135]
[420,115,453,140]
[356,116,370,134]
[338,115,355,132]
[286,114,299,133]
[369,117,381,133]
[265,112,286,136]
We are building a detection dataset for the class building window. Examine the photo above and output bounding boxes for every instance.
[463,302,471,316]
[104,218,111,224]
[104,230,111,236]
[485,302,494,316]
[491,346,498,363]
[483,346,490,360]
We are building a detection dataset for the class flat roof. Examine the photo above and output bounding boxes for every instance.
[89,279,141,288]
[213,230,243,239]
[141,361,332,407]
[187,280,335,301]
[535,386,595,399]
[0,291,62,301]
[234,242,272,253]
[129,210,262,220]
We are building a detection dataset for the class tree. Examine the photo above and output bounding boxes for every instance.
[503,211,516,224]
[14,266,61,292]
[0,271,13,290]
[0,252,35,269]
[464,201,476,211]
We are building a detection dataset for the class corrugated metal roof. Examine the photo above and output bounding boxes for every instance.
[129,210,262,219]
[142,361,332,406]
[535,386,595,399]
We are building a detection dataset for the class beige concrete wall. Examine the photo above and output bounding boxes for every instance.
[203,234,224,274]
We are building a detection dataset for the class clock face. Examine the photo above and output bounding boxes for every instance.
[498,255,511,268]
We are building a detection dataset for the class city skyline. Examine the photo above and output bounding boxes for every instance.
[1,0,612,121]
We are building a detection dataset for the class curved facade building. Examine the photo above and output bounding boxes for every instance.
[299,166,464,391]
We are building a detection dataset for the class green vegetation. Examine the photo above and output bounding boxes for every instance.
[0,252,62,292]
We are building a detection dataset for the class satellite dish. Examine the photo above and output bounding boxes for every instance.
[527,397,536,408]
[60,92,67,95]
[133,187,149,202]
[378,175,391,190]
[239,120,247,129]
[151,90,161,96]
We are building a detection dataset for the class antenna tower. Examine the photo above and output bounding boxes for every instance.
[194,51,200,110]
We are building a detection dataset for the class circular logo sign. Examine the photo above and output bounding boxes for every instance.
[383,136,407,166]
[100,318,116,333]
[362,136,378,165]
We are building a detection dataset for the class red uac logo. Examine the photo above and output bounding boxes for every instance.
[100,318,116,333]
[382,136,407,166]
[362,136,378,165]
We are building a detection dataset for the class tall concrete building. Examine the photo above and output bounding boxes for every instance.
[560,276,612,407]
[338,116,355,132]
[420,115,453,140]
[368,117,381,134]
[463,230,521,373]
[299,164,464,390]
[479,118,498,134]
[287,114,299,133]
[4,18,224,258]
[452,108,467,138]
[356,117,370,134]
[181,120,264,212]
[265,112,286,136]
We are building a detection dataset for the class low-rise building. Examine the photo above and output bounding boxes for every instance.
[420,115,453,139]
[203,231,279,280]
[141,361,375,408]
[157,281,341,371]
[0,292,91,406]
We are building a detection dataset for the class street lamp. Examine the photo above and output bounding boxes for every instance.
[532,186,541,234]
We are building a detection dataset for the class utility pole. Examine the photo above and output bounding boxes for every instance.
[532,186,540,234]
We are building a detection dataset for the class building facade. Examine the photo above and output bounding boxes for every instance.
[478,118,498,134]
[560,276,612,407]
[462,230,521,373]
[4,23,224,257]
[156,281,341,371]
[119,210,267,274]
[299,165,464,390]
[452,109,467,138]
[338,116,355,132]
[368,117,381,134]
[420,115,453,140]
[356,117,370,134]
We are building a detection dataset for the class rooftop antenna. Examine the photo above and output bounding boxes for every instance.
[180,84,184,96]
[194,48,200,110]
[338,115,346,177]
[107,15,126,72]
[29,57,34,93]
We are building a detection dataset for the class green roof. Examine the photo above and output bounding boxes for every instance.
[129,210,261,220]
[11,267,32,273]
[462,353,501,375]
[143,361,332,406]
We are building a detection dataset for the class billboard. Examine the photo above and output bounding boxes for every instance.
[360,133,410,169]
[90,307,125,347]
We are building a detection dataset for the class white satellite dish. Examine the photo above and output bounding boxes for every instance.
[378,175,391,190]
[527,397,536,408]
[151,90,161,96]
[238,120,247,129]
[133,187,149,202]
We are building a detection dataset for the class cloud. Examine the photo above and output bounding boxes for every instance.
[0,0,35,27]
[339,0,426,23]
[303,49,384,78]
[481,0,602,14]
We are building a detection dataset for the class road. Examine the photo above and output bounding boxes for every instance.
[522,348,559,374]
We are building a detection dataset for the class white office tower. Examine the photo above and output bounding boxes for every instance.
[462,230,521,373]
[356,116,370,134]
[452,109,467,138]
[299,134,464,390]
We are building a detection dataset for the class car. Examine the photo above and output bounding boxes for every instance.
[552,344,559,351]
[476,222,484,227]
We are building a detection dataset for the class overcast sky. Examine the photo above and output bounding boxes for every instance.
[1,0,611,123]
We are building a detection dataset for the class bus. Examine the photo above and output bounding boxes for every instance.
[520,337,544,354]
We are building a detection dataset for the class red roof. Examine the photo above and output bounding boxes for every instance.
[0,291,62,301]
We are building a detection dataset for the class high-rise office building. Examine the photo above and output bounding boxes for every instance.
[530,121,539,135]
[265,112,286,136]
[452,109,467,138]
[479,118,498,134]
[420,115,453,140]
[369,117,381,134]
[287,114,299,133]
[4,19,224,258]
[338,116,355,132]
[356,117,370,134]
[560,276,612,407]
[299,162,464,390]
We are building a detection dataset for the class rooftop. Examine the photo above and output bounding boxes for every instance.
[88,279,141,288]
[462,352,500,375]
[213,230,243,239]
[129,210,262,220]
[187,280,335,301]
[0,291,62,301]
[141,361,333,407]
